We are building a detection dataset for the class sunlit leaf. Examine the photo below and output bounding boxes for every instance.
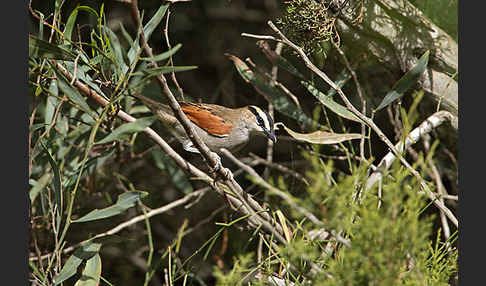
[73,191,148,223]
[276,122,363,144]
[143,4,169,40]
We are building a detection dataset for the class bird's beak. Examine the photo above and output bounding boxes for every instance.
[268,131,277,143]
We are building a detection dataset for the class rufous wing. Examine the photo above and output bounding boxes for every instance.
[180,103,232,137]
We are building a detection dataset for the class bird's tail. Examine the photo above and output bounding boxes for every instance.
[132,94,178,126]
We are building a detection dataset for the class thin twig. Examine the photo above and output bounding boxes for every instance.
[423,135,450,240]
[364,111,457,227]
[221,149,323,226]
[29,188,210,261]
[248,153,310,186]
[163,8,184,100]
[332,43,367,161]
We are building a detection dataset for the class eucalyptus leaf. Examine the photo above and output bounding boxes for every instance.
[375,51,430,111]
[54,242,102,285]
[96,116,156,144]
[73,191,148,223]
[29,173,52,204]
[63,7,78,42]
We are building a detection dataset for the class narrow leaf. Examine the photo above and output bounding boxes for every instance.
[73,191,148,223]
[301,81,362,123]
[276,210,291,243]
[73,254,102,286]
[102,26,128,74]
[143,4,169,40]
[29,35,76,61]
[140,65,197,77]
[96,116,156,144]
[225,53,256,83]
[63,7,78,41]
[375,51,430,111]
[276,122,363,144]
[141,43,182,62]
[54,242,102,285]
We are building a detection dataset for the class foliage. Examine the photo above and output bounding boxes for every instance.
[28,0,457,285]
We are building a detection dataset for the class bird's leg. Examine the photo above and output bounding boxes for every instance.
[182,143,232,180]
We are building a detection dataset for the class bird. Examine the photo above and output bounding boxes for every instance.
[133,94,276,157]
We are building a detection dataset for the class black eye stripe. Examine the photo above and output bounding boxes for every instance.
[248,106,273,131]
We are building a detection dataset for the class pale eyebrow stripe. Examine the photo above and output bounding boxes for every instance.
[249,106,271,130]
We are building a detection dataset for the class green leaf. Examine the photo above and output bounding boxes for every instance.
[64,6,99,42]
[96,116,156,144]
[102,25,128,74]
[63,7,79,42]
[141,43,182,62]
[140,65,198,77]
[54,242,102,285]
[375,51,430,111]
[126,4,169,65]
[73,191,148,223]
[301,81,362,123]
[143,4,169,40]
[49,62,95,117]
[74,254,102,286]
[276,122,363,144]
[29,34,76,61]
[45,79,59,126]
